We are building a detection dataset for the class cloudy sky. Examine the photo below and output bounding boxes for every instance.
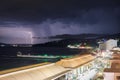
[0,0,120,44]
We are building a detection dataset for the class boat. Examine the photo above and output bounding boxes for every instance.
[17,52,59,59]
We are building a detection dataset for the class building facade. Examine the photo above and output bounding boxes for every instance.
[99,39,118,50]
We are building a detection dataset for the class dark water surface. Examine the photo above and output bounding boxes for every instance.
[0,47,83,71]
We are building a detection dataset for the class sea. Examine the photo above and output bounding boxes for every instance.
[0,47,84,71]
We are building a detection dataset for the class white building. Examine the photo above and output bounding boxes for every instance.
[99,39,118,50]
[105,39,118,50]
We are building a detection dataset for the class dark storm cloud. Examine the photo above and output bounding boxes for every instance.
[0,0,120,23]
[0,0,120,44]
[0,7,120,36]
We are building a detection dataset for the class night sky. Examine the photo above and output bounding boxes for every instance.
[0,0,120,44]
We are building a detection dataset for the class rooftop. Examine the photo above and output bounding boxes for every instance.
[56,54,95,68]
[0,63,69,80]
[104,68,120,73]
[111,63,120,69]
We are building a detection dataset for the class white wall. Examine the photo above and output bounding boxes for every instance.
[105,39,117,50]
[104,72,114,80]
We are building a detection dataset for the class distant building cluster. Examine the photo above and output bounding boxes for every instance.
[67,43,93,49]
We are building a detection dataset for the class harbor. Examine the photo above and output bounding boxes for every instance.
[0,39,120,80]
